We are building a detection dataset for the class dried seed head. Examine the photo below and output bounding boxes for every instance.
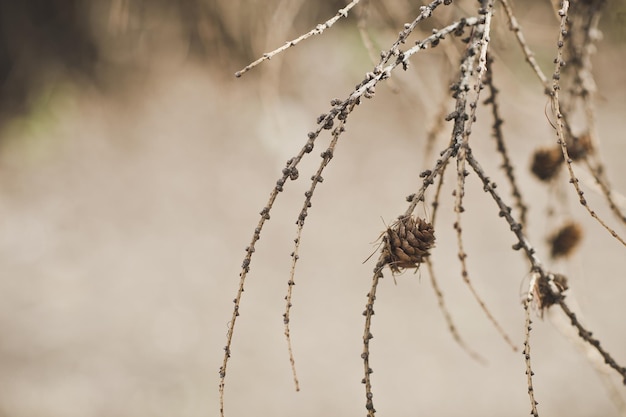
[534,273,568,311]
[530,147,563,181]
[382,216,435,273]
[566,132,593,161]
[548,221,583,259]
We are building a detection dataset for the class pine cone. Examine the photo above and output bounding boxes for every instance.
[548,221,582,259]
[530,147,563,181]
[382,216,435,273]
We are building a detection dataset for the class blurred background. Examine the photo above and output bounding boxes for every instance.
[0,0,625,416]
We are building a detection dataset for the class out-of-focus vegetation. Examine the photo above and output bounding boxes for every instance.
[0,0,345,122]
[1,0,623,126]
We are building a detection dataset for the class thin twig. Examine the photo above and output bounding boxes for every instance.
[219,160,304,417]
[557,300,626,385]
[373,0,451,73]
[548,1,626,248]
[356,0,381,70]
[360,18,481,405]
[499,0,550,91]
[452,1,518,352]
[522,292,540,417]
[423,99,450,167]
[470,147,626,397]
[572,2,626,225]
[283,102,355,392]
[467,152,543,271]
[362,262,385,417]
[468,149,547,416]
[426,163,486,363]
[484,54,528,227]
[426,259,487,363]
[227,11,481,417]
[219,97,351,417]
[579,161,626,224]
[235,0,362,77]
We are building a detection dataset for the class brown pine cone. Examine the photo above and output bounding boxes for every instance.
[382,216,435,273]
[548,221,583,259]
[530,147,563,181]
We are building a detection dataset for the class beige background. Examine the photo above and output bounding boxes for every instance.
[0,2,625,417]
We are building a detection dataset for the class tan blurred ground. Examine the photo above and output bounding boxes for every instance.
[0,2,625,417]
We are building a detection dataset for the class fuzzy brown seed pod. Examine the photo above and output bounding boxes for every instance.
[530,147,563,181]
[382,216,435,273]
[548,221,583,259]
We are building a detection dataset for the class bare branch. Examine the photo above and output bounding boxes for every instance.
[235,0,362,77]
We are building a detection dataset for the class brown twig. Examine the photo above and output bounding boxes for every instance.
[483,54,528,227]
[362,261,385,417]
[522,293,539,417]
[235,0,362,77]
[426,259,487,364]
[283,101,356,392]
[557,300,626,385]
[548,1,626,248]
[499,0,550,91]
